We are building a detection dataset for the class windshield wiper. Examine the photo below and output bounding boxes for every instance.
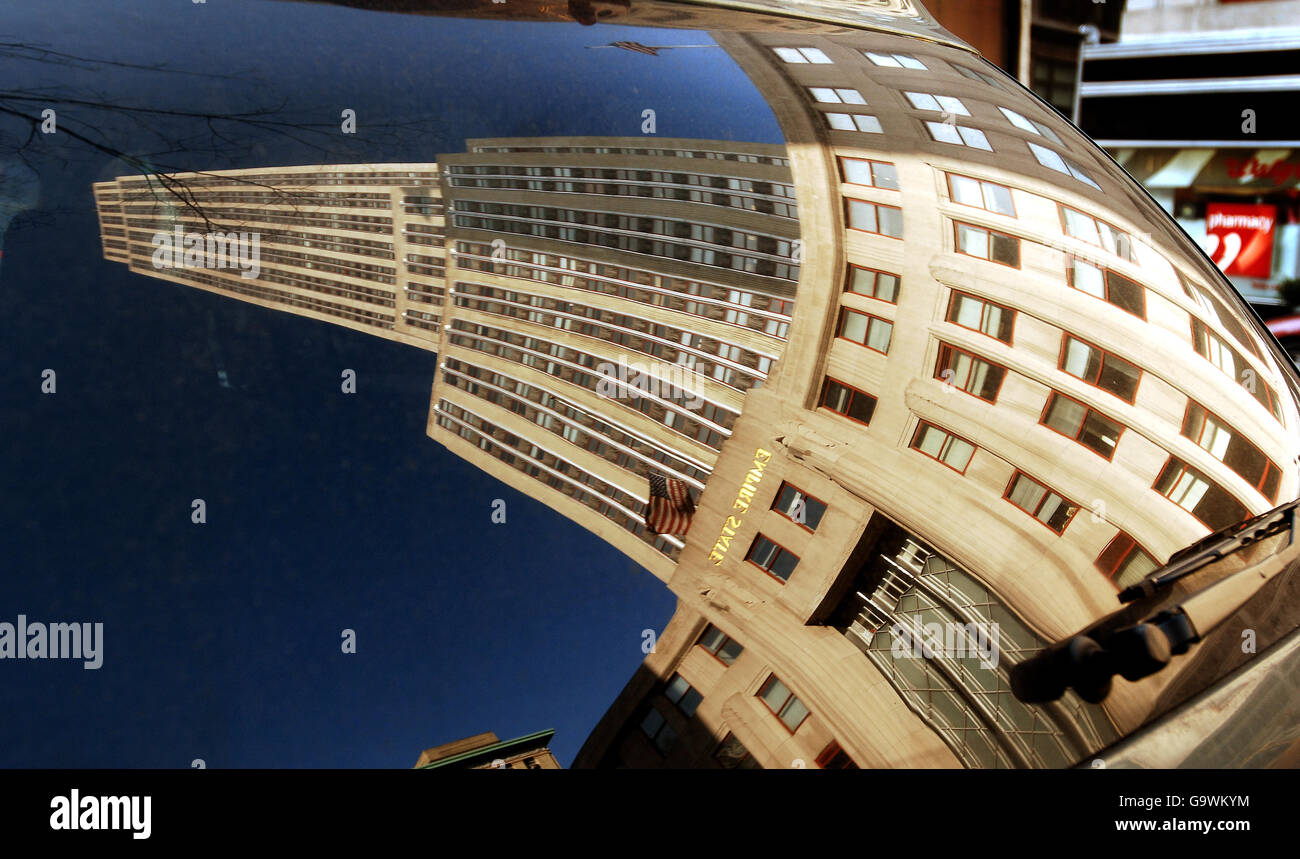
[1012,499,1300,704]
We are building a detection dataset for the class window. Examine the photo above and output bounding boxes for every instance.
[904,91,969,115]
[947,291,1014,343]
[772,482,828,531]
[664,673,703,718]
[864,51,926,69]
[1095,532,1159,589]
[825,113,883,133]
[1059,335,1140,403]
[746,534,800,582]
[954,64,1005,89]
[847,266,900,302]
[1028,142,1100,188]
[840,157,899,190]
[816,741,859,769]
[838,309,893,354]
[698,624,744,665]
[1153,457,1249,532]
[809,87,866,105]
[1067,259,1145,319]
[947,173,1014,216]
[1190,319,1282,422]
[1060,205,1135,262]
[757,675,810,733]
[846,199,903,238]
[935,343,1005,402]
[911,422,976,473]
[1041,392,1123,459]
[955,222,1019,267]
[1182,402,1281,502]
[1180,273,1263,360]
[1190,318,1234,373]
[714,733,761,769]
[773,47,832,64]
[997,106,1061,142]
[1005,472,1079,534]
[925,121,992,150]
[820,377,877,424]
[638,707,677,754]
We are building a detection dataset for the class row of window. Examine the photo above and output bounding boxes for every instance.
[138,189,394,209]
[434,404,680,559]
[447,165,796,203]
[938,343,1270,501]
[452,200,797,259]
[1191,318,1285,422]
[820,359,1261,533]
[255,268,395,308]
[403,310,440,331]
[451,282,773,390]
[470,144,789,166]
[808,81,1098,187]
[173,268,395,331]
[453,213,799,280]
[127,208,394,235]
[440,358,711,485]
[455,241,794,337]
[118,170,440,190]
[257,247,397,285]
[446,323,737,450]
[776,44,1007,94]
[451,175,797,218]
[945,212,1283,422]
[253,228,396,260]
[449,164,793,195]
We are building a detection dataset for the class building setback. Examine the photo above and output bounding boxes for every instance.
[94,163,447,352]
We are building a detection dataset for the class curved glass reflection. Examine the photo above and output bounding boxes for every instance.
[26,0,1300,768]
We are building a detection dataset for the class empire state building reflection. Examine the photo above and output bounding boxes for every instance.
[95,2,1300,769]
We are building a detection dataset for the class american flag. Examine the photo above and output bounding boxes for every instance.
[587,42,718,56]
[609,40,662,55]
[645,474,695,536]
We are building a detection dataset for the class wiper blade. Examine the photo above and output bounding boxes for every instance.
[1117,499,1300,604]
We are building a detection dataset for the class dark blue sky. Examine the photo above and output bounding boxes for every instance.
[0,0,782,766]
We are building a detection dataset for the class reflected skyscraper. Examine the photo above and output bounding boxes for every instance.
[94,138,802,580]
[92,4,1300,769]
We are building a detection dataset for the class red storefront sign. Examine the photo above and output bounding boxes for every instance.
[1205,202,1275,278]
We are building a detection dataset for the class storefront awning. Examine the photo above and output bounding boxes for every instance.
[1108,147,1300,192]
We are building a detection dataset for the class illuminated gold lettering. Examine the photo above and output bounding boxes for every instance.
[707,447,774,566]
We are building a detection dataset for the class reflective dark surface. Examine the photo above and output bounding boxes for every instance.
[3,0,1298,768]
